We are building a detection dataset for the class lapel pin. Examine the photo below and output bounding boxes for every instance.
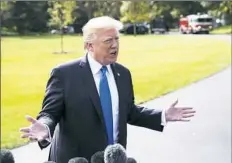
[117,73,120,76]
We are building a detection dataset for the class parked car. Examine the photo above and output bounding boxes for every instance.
[150,18,169,34]
[120,23,149,35]
[50,26,74,35]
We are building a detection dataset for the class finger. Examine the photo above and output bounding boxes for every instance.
[171,99,178,107]
[180,119,191,122]
[176,107,193,110]
[21,133,32,138]
[19,127,31,133]
[29,136,38,142]
[182,114,195,118]
[25,115,37,124]
[182,110,196,114]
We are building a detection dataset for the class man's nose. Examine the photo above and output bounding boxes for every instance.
[111,39,118,48]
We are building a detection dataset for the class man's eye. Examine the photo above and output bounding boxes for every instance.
[105,39,112,43]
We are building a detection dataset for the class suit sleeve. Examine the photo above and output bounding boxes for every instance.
[36,67,65,148]
[127,71,164,132]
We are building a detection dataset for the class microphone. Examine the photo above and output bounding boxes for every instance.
[90,151,104,163]
[0,149,15,163]
[104,143,127,163]
[68,157,89,163]
[127,157,137,163]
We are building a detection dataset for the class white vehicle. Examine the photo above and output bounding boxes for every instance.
[179,14,214,34]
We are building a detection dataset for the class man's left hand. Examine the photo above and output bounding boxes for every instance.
[165,99,196,122]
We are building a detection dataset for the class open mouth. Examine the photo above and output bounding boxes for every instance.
[110,51,117,56]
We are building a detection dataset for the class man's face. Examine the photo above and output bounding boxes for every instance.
[89,28,119,65]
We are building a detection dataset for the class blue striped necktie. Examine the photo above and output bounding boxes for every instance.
[99,66,114,145]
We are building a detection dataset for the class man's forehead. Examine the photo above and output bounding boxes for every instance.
[103,35,119,39]
[97,28,119,36]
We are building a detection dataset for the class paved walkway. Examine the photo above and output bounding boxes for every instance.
[11,65,231,163]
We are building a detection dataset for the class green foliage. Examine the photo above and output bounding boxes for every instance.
[202,1,232,24]
[47,1,76,29]
[120,1,150,23]
[1,1,49,34]
[1,1,231,33]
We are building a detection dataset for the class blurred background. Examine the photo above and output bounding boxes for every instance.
[1,1,231,36]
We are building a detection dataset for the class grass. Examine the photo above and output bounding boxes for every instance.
[1,34,231,149]
[211,25,232,34]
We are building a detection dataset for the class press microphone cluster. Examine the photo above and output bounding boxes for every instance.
[68,143,137,163]
[0,149,15,163]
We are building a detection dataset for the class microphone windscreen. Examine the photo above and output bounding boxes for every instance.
[127,157,137,163]
[104,143,127,163]
[68,157,89,163]
[90,151,104,163]
[0,149,15,163]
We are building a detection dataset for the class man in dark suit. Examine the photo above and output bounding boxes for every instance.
[20,16,195,163]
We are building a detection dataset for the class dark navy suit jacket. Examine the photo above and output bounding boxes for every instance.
[37,55,163,163]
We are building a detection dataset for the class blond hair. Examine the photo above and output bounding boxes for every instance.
[82,16,123,44]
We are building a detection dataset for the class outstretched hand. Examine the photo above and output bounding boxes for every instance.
[19,115,48,142]
[165,99,196,122]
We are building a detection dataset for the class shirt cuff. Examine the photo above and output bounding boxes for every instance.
[44,124,52,142]
[161,109,167,126]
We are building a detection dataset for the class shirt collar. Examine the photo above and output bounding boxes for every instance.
[87,52,111,75]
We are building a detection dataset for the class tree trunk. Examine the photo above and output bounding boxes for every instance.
[133,23,137,36]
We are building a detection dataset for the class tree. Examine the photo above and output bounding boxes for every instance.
[94,1,122,19]
[0,1,15,30]
[2,1,49,34]
[48,1,76,53]
[202,1,232,25]
[47,1,76,29]
[120,1,150,35]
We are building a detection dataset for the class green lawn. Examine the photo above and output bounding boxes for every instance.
[211,25,232,34]
[1,34,231,149]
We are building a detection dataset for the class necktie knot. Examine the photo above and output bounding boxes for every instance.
[100,66,107,75]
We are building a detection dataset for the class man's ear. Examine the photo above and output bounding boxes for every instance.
[85,43,94,52]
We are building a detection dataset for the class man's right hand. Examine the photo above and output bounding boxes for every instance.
[19,115,49,142]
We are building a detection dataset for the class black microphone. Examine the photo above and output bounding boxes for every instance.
[127,157,137,163]
[68,157,89,163]
[0,149,15,163]
[90,151,104,163]
[104,144,127,163]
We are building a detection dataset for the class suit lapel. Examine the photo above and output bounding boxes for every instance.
[79,55,105,126]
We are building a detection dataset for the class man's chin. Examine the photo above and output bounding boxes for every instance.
[108,57,117,64]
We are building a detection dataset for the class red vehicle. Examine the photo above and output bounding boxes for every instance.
[179,14,214,34]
